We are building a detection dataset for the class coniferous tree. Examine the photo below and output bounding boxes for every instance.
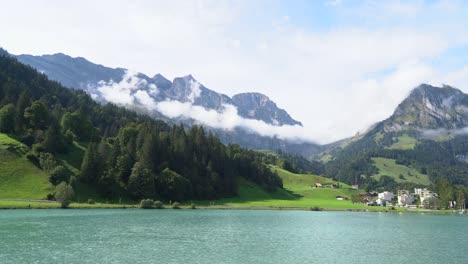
[80,143,100,183]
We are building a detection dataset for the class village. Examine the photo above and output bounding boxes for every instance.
[312,182,443,209]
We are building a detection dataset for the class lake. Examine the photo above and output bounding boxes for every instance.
[0,209,466,263]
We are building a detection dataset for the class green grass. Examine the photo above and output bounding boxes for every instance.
[0,199,137,209]
[386,135,417,150]
[207,166,370,210]
[0,133,53,199]
[371,157,430,185]
[56,141,86,173]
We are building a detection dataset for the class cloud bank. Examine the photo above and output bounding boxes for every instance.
[2,1,468,143]
[92,72,313,143]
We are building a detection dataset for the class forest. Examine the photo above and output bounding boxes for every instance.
[0,53,283,202]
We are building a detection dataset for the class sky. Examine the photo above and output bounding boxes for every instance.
[1,0,468,144]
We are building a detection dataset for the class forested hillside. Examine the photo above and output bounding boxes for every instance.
[323,117,468,193]
[0,54,283,202]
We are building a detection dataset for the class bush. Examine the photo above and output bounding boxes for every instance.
[190,203,196,209]
[153,200,164,209]
[39,152,58,172]
[55,182,74,208]
[171,202,181,209]
[87,199,95,204]
[310,206,322,211]
[49,165,69,185]
[26,151,39,166]
[46,193,55,201]
[140,199,154,209]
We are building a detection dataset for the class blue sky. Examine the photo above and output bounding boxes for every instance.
[1,0,468,143]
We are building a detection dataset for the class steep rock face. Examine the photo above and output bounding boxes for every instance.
[385,84,468,131]
[232,93,302,126]
[167,75,233,111]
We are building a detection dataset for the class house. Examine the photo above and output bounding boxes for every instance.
[351,184,359,190]
[398,194,414,207]
[328,184,336,189]
[336,196,346,200]
[314,183,322,188]
[415,188,438,206]
[378,191,394,201]
[397,190,410,196]
[377,191,394,206]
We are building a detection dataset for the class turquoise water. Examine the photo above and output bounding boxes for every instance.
[0,209,466,264]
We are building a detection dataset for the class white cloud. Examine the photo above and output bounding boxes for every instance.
[155,100,312,142]
[188,80,202,102]
[1,0,468,143]
[93,71,158,108]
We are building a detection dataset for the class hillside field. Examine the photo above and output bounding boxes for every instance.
[208,166,372,210]
[371,157,430,185]
[0,133,53,199]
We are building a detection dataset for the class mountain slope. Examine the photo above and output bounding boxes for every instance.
[0,52,285,202]
[0,133,53,199]
[322,84,468,189]
[14,51,320,156]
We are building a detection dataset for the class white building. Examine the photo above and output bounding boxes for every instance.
[414,188,438,205]
[378,191,394,201]
[398,194,414,207]
[377,191,394,206]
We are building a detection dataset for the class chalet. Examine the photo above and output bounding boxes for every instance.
[314,183,323,188]
[351,184,359,190]
[336,196,348,201]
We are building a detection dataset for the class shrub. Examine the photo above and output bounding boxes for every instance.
[48,165,69,185]
[310,206,322,211]
[140,199,154,209]
[153,200,164,209]
[39,152,58,172]
[190,203,196,209]
[46,193,55,201]
[87,199,95,204]
[171,202,181,209]
[26,151,39,166]
[55,182,74,208]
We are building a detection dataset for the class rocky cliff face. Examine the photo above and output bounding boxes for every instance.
[384,84,468,131]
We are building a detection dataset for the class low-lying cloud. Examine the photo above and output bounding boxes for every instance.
[92,72,316,143]
[155,100,310,142]
[421,127,468,139]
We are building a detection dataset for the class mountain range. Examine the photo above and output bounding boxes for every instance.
[3,48,468,189]
[15,52,318,156]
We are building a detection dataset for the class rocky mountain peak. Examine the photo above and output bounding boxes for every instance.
[232,92,302,126]
[388,84,468,130]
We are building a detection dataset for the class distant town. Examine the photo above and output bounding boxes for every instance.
[312,182,464,211]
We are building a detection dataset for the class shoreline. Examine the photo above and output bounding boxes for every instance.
[0,200,464,215]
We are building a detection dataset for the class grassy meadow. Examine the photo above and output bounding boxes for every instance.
[371,157,430,185]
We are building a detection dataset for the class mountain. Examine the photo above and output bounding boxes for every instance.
[384,84,468,132]
[321,84,468,189]
[14,52,320,156]
[232,93,302,126]
[0,51,285,202]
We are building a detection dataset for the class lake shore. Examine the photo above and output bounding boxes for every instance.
[0,199,464,215]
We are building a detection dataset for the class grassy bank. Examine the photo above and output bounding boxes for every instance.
[0,199,137,209]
